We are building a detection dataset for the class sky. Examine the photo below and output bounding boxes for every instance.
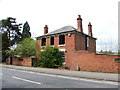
[0,0,119,51]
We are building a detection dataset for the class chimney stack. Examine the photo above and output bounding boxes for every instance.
[88,22,92,37]
[77,15,83,33]
[44,25,48,34]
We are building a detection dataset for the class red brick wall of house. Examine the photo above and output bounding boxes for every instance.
[75,33,86,50]
[46,37,50,46]
[54,35,59,48]
[88,37,96,53]
[75,33,96,52]
[36,33,76,52]
[65,50,120,73]
[11,57,32,66]
[65,33,75,50]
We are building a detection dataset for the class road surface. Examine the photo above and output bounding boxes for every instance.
[0,67,118,88]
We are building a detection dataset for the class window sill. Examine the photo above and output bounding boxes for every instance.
[41,46,46,48]
[50,45,54,47]
[58,44,65,47]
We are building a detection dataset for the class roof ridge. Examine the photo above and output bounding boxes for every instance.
[44,25,76,35]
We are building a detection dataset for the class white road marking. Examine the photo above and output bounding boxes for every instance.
[3,68,118,86]
[12,76,41,85]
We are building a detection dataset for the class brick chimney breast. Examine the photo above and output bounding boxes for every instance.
[44,25,48,34]
[88,22,92,37]
[77,15,83,33]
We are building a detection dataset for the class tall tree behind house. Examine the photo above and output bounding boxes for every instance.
[22,21,31,39]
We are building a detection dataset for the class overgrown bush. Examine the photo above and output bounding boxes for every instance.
[37,46,63,68]
[6,37,36,57]
[15,37,36,57]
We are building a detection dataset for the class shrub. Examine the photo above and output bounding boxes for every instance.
[37,46,63,68]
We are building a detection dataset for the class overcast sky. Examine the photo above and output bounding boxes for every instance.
[0,0,119,51]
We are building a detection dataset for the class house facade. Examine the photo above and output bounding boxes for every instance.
[36,15,96,56]
[36,15,120,73]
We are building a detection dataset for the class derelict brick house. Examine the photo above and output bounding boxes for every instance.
[36,15,120,73]
[36,15,96,56]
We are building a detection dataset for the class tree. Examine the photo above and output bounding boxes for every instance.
[22,21,31,39]
[15,37,36,57]
[0,17,22,47]
[37,46,63,68]
[2,32,10,62]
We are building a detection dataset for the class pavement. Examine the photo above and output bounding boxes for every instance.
[0,63,119,82]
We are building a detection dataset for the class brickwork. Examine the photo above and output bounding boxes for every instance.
[6,57,33,66]
[75,33,86,50]
[46,37,50,46]
[6,58,10,65]
[88,37,96,53]
[65,50,120,73]
[35,15,120,73]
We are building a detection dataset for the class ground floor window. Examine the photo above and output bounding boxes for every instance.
[60,51,65,62]
[50,36,54,45]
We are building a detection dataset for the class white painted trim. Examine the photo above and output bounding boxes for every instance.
[58,44,65,47]
[49,45,54,47]
[59,49,66,52]
[41,50,45,51]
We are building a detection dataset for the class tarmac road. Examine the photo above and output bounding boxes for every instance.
[1,67,118,88]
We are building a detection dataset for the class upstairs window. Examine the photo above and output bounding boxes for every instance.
[87,37,89,47]
[59,35,65,45]
[50,36,54,45]
[41,38,46,46]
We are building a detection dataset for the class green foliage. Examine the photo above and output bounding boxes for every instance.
[15,37,36,57]
[37,46,63,68]
[5,49,15,57]
[99,50,116,55]
[22,21,31,39]
[0,17,22,46]
[2,32,10,62]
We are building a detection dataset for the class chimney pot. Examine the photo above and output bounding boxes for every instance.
[77,14,83,33]
[88,22,92,37]
[78,15,81,18]
[44,25,48,34]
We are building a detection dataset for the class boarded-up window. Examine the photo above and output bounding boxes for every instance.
[50,36,54,45]
[41,38,46,46]
[59,35,65,45]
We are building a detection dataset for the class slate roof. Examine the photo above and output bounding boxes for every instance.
[46,25,76,35]
[37,25,96,40]
[38,26,76,38]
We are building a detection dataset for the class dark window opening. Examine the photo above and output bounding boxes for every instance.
[115,58,120,63]
[85,36,89,50]
[18,59,23,61]
[59,35,65,45]
[41,38,46,46]
[50,36,54,45]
